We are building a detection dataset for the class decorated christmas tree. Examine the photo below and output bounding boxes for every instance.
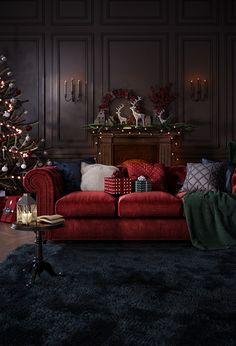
[0,54,44,193]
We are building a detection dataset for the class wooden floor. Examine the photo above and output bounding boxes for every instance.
[0,222,35,262]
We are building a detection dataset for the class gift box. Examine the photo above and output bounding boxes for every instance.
[135,179,152,192]
[104,177,132,195]
[0,195,22,223]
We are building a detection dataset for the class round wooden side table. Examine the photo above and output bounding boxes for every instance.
[11,222,64,287]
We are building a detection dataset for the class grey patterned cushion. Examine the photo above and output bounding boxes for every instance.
[180,162,226,192]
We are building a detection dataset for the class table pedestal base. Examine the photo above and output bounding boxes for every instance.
[25,259,63,288]
[24,229,63,287]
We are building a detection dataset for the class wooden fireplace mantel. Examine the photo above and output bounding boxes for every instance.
[91,129,182,166]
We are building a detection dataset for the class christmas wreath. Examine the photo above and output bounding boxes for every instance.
[95,88,143,126]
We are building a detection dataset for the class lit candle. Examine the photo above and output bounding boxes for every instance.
[64,80,67,96]
[71,78,75,101]
[197,78,201,92]
[21,211,32,225]
[190,80,194,98]
[77,79,80,99]
[71,78,74,93]
[203,79,208,99]
[196,78,201,101]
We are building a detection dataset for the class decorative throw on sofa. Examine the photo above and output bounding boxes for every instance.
[183,191,236,250]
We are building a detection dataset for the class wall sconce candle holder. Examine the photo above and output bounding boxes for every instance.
[189,78,208,102]
[64,78,81,102]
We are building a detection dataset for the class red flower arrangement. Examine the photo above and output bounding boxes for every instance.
[149,83,177,114]
[99,89,134,110]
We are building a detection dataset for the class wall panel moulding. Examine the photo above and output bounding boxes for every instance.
[177,33,219,149]
[176,0,219,25]
[102,34,168,103]
[52,0,93,25]
[225,0,236,24]
[0,0,44,25]
[102,0,168,25]
[51,34,94,152]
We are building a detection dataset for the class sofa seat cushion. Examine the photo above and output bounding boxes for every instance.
[55,191,117,218]
[118,191,183,218]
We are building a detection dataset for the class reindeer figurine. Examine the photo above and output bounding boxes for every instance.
[115,104,127,125]
[130,96,145,127]
[157,109,167,124]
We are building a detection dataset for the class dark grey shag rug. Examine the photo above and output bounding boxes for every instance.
[0,241,236,346]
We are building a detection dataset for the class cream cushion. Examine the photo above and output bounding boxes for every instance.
[80,162,119,191]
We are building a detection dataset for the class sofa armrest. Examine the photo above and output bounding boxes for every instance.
[23,166,64,216]
[232,169,236,193]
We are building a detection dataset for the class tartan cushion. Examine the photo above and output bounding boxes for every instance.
[180,162,226,192]
[126,162,166,191]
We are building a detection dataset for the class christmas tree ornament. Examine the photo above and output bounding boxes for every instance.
[25,124,32,131]
[10,98,16,104]
[9,82,14,88]
[7,71,12,76]
[3,111,11,117]
[25,134,30,142]
[21,163,27,170]
[1,165,8,172]
[10,146,18,154]
[0,55,7,62]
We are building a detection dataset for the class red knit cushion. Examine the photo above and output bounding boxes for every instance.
[126,162,166,191]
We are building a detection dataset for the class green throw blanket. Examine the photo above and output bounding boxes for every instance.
[183,191,236,250]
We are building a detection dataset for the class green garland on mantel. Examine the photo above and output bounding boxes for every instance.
[87,122,194,134]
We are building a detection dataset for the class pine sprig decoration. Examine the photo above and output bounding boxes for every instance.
[0,54,44,193]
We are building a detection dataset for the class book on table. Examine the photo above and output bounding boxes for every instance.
[36,214,64,224]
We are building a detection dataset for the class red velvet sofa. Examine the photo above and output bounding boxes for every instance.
[23,164,192,240]
[23,164,236,241]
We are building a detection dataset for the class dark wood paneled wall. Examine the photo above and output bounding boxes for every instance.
[0,0,235,162]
